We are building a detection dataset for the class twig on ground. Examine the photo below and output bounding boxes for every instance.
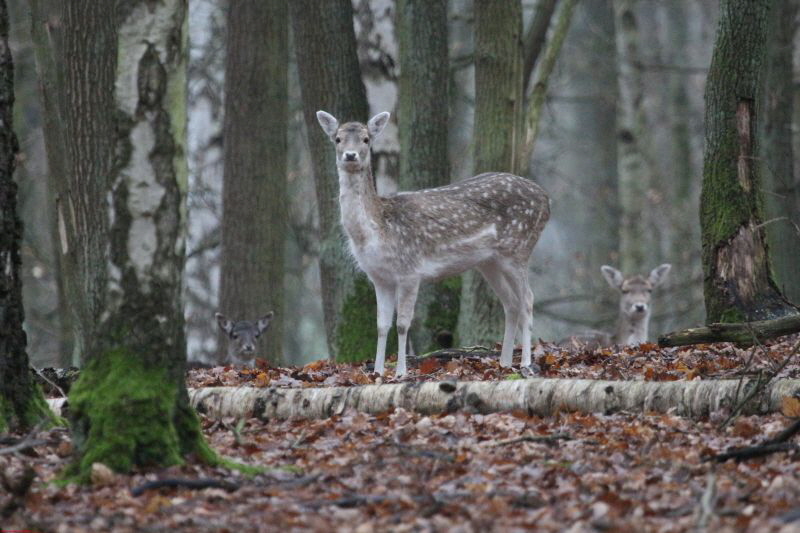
[483,432,573,447]
[694,471,717,529]
[130,478,240,496]
[707,442,799,463]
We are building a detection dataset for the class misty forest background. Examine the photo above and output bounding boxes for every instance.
[9,0,800,368]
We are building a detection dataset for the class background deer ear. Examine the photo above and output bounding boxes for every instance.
[316,110,339,139]
[600,265,624,289]
[649,263,672,287]
[215,312,234,334]
[367,111,390,139]
[257,311,274,334]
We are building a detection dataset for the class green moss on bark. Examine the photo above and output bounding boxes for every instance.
[336,275,396,363]
[65,347,213,481]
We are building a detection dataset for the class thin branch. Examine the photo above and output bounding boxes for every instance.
[519,0,577,167]
[522,0,559,95]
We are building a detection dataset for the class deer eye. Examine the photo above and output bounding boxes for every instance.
[621,290,630,295]
[335,137,341,144]
[232,333,239,340]
[363,137,369,144]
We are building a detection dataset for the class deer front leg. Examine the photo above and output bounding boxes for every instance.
[395,280,420,378]
[374,281,395,375]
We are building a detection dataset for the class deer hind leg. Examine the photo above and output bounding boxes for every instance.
[374,281,395,375]
[395,279,420,378]
[477,261,522,368]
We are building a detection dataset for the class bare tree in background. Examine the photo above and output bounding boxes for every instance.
[396,0,455,352]
[218,0,287,365]
[457,0,524,348]
[291,0,373,361]
[701,0,797,323]
[0,0,54,431]
[762,0,800,304]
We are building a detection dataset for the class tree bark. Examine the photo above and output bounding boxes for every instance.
[396,0,455,353]
[0,0,54,431]
[613,0,657,275]
[761,0,800,305]
[457,0,524,347]
[59,0,217,480]
[290,0,373,362]
[701,0,797,323]
[29,0,115,365]
[47,377,800,422]
[218,0,287,365]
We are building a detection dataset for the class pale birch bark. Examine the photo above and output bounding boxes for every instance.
[47,378,800,421]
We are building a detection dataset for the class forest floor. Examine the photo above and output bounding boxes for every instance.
[5,335,800,532]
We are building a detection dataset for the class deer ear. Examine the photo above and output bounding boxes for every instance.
[648,264,672,287]
[600,265,624,289]
[215,312,234,334]
[316,110,339,139]
[257,311,274,334]
[367,111,390,139]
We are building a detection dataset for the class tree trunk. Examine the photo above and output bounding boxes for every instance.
[0,0,54,431]
[218,0,287,365]
[396,0,455,353]
[701,0,797,323]
[761,0,800,305]
[457,0,524,348]
[29,0,113,365]
[290,0,372,362]
[613,0,657,275]
[45,377,799,422]
[62,0,216,480]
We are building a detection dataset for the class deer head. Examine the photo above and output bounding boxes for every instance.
[316,110,389,175]
[601,264,671,344]
[215,312,274,364]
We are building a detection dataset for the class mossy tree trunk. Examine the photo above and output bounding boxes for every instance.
[0,0,54,431]
[761,0,800,305]
[217,0,287,364]
[396,0,457,352]
[701,0,797,323]
[61,0,216,480]
[457,0,524,347]
[290,0,373,362]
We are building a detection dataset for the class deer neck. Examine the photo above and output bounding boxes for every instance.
[338,164,384,247]
[616,312,649,345]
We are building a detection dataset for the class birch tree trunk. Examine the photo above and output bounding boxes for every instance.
[290,0,372,362]
[218,0,287,364]
[458,0,524,348]
[63,0,216,480]
[613,0,656,275]
[761,0,800,305]
[701,0,797,323]
[0,0,54,431]
[50,377,797,422]
[396,0,455,352]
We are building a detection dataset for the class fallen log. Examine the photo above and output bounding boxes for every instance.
[45,377,800,421]
[658,314,800,347]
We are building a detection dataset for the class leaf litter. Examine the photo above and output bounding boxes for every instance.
[5,334,800,531]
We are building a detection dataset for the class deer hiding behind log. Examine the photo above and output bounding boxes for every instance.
[215,312,273,366]
[315,111,550,377]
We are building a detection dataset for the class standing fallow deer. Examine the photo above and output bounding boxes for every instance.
[316,110,550,377]
[600,264,672,345]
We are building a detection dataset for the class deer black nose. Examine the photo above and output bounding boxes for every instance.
[634,303,646,312]
[344,151,358,162]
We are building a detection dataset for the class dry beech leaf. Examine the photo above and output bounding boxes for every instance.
[781,396,800,418]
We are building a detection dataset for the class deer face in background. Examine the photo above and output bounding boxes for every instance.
[601,264,671,322]
[316,110,389,174]
[215,312,273,364]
